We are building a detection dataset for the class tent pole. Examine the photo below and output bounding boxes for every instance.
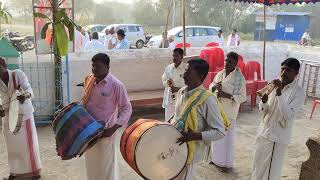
[263,5,266,80]
[182,0,186,55]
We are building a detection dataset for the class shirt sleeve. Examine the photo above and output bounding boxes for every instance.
[115,82,132,126]
[233,78,247,104]
[16,70,34,99]
[276,89,306,123]
[162,66,170,87]
[200,96,226,141]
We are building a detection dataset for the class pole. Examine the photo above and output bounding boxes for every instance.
[263,5,266,80]
[172,0,176,28]
[182,0,186,55]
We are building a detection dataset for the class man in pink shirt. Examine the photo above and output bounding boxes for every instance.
[82,53,132,180]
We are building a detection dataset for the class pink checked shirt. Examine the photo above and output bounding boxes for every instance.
[86,74,132,128]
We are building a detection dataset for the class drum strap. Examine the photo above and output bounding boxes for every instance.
[12,72,20,90]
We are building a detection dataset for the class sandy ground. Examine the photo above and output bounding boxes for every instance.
[1,101,320,180]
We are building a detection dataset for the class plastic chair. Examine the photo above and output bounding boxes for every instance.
[175,43,191,48]
[238,55,244,63]
[206,42,219,47]
[310,99,320,119]
[210,47,225,72]
[200,49,215,72]
[203,72,217,89]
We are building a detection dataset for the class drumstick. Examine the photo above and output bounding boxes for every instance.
[0,92,29,106]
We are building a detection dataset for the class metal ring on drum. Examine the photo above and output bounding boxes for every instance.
[9,90,22,134]
[121,119,188,180]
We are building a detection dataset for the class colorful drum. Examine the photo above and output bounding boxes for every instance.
[120,119,188,179]
[52,102,104,160]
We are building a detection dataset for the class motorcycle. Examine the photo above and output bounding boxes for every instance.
[2,31,35,52]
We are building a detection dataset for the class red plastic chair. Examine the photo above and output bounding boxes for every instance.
[200,49,215,72]
[176,43,191,48]
[203,72,217,89]
[310,99,320,119]
[210,47,225,72]
[238,55,244,63]
[206,42,219,47]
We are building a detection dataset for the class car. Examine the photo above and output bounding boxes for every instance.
[148,26,221,48]
[85,24,108,34]
[101,24,146,49]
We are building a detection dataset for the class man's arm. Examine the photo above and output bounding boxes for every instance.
[277,89,305,122]
[17,70,34,99]
[115,82,133,126]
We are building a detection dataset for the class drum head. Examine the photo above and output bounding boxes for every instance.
[9,92,20,133]
[135,124,188,180]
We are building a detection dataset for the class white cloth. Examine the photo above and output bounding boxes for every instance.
[257,79,305,144]
[104,34,117,49]
[169,42,176,49]
[173,86,225,163]
[162,63,187,121]
[85,137,119,180]
[227,34,240,47]
[211,118,236,168]
[217,36,224,46]
[83,32,90,47]
[84,39,105,52]
[75,30,84,52]
[302,32,311,40]
[164,104,175,122]
[251,136,287,180]
[209,68,246,120]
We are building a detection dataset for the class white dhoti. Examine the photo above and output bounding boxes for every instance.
[251,136,287,180]
[2,114,42,177]
[173,164,194,180]
[211,118,236,168]
[85,136,119,180]
[164,104,175,122]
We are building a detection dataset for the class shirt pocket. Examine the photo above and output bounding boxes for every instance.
[95,91,113,108]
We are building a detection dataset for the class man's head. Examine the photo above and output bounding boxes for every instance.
[117,29,125,41]
[91,53,110,80]
[173,48,183,66]
[109,27,115,34]
[218,30,222,37]
[0,57,7,74]
[92,32,99,40]
[225,52,239,72]
[184,59,209,88]
[280,58,300,85]
[232,29,237,35]
[105,29,109,35]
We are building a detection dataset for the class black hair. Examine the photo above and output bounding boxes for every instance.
[0,57,6,67]
[187,58,209,81]
[173,48,184,57]
[218,30,222,33]
[92,32,99,40]
[281,58,300,71]
[227,52,239,62]
[92,53,110,65]
[117,29,126,37]
[232,29,237,33]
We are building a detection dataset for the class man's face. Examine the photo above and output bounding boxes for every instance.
[280,64,298,85]
[224,56,237,72]
[232,31,236,35]
[117,34,123,41]
[183,64,201,87]
[218,31,222,37]
[105,29,109,35]
[173,51,182,65]
[92,60,109,79]
[0,63,7,74]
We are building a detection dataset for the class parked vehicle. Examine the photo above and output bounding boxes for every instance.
[101,24,146,49]
[2,31,35,52]
[85,24,108,33]
[148,26,221,48]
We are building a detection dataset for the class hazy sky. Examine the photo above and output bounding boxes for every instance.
[94,0,135,4]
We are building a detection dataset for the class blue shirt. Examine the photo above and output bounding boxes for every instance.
[115,38,130,49]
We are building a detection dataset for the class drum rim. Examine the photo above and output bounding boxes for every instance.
[52,102,79,129]
[8,93,21,133]
[133,123,188,180]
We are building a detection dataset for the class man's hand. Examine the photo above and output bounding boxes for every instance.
[261,94,268,103]
[167,79,174,87]
[17,93,30,104]
[170,87,180,93]
[212,82,222,92]
[272,79,283,96]
[0,106,5,117]
[176,128,202,145]
[217,90,232,99]
[101,124,121,138]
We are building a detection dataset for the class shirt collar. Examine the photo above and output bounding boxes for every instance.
[95,73,110,85]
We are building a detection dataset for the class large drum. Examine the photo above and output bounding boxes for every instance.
[52,102,104,160]
[120,119,188,179]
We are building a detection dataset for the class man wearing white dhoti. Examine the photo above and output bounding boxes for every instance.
[251,58,306,180]
[209,52,246,172]
[0,58,41,180]
[81,53,132,180]
[162,48,186,121]
[171,59,230,180]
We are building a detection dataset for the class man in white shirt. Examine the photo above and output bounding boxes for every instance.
[300,29,311,46]
[209,52,246,172]
[227,29,240,47]
[251,58,306,180]
[75,26,84,53]
[168,35,176,49]
[106,27,117,50]
[217,30,224,46]
[115,29,130,50]
[162,48,186,121]
[84,32,105,52]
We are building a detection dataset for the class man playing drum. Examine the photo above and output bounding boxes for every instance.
[81,53,132,180]
[172,59,230,180]
[0,57,42,180]
[162,48,186,121]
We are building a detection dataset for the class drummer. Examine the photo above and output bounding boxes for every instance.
[172,59,229,180]
[0,57,42,180]
[81,53,132,180]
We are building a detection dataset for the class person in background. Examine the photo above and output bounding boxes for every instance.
[108,27,117,50]
[227,29,240,47]
[103,28,110,48]
[114,29,130,50]
[162,48,186,121]
[159,31,169,48]
[75,26,84,53]
[168,35,176,49]
[217,30,224,46]
[300,29,311,46]
[84,32,105,52]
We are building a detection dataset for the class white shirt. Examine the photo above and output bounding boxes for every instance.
[104,34,117,49]
[302,32,311,40]
[257,80,305,144]
[169,42,176,49]
[162,62,187,108]
[209,68,246,120]
[227,34,240,47]
[0,70,34,117]
[75,30,84,52]
[82,32,90,48]
[217,36,224,46]
[84,39,105,52]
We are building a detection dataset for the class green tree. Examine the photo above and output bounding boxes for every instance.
[0,1,12,34]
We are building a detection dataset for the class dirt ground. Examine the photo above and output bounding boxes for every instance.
[1,101,320,180]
